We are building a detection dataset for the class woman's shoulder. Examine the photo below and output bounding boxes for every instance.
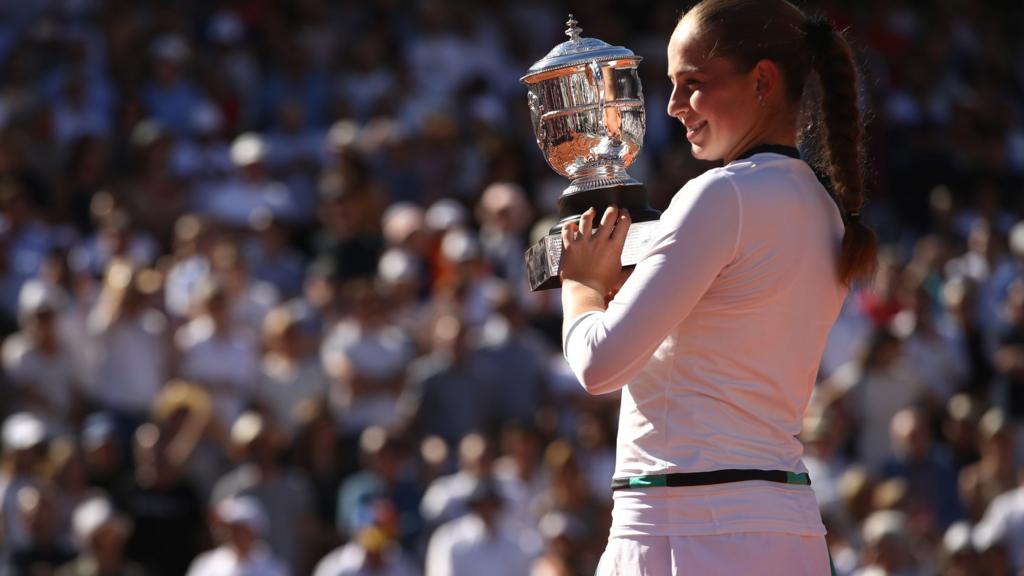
[665,166,741,219]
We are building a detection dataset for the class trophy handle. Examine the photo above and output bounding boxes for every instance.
[528,91,546,144]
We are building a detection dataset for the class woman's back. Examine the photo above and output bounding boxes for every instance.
[617,152,846,479]
[562,152,847,538]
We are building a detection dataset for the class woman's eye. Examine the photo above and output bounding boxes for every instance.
[685,79,701,88]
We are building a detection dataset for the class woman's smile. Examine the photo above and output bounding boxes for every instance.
[685,119,708,140]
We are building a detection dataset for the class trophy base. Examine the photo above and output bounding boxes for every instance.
[526,219,661,291]
[526,182,662,291]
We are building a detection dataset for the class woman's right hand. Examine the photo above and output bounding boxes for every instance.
[559,206,631,296]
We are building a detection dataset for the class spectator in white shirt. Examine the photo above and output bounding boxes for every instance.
[1,412,48,564]
[255,306,328,433]
[851,510,927,576]
[88,260,169,424]
[972,478,1024,574]
[58,495,146,576]
[176,279,258,427]
[425,479,531,576]
[186,496,290,576]
[210,241,279,339]
[211,411,318,574]
[321,281,414,435]
[315,522,419,573]
[3,281,79,423]
[420,434,496,528]
[200,133,300,228]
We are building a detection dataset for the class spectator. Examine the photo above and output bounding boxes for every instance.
[321,280,414,435]
[972,472,1024,574]
[824,328,933,472]
[938,521,981,576]
[312,500,419,576]
[853,510,926,576]
[142,35,203,137]
[420,434,496,528]
[424,479,531,576]
[7,485,76,575]
[255,306,329,433]
[88,261,168,429]
[211,411,317,574]
[1,412,48,563]
[201,133,300,228]
[880,407,962,532]
[2,281,79,424]
[336,427,421,548]
[175,279,258,427]
[119,422,204,576]
[959,408,1017,522]
[185,496,289,576]
[57,495,145,576]
[995,279,1024,424]
[400,313,491,445]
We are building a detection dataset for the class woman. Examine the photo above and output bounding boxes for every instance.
[558,0,878,573]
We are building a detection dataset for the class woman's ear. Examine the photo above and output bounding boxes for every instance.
[753,59,782,104]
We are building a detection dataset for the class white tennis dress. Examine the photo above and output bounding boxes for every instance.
[563,151,847,575]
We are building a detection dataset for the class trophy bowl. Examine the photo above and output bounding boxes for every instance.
[522,15,661,291]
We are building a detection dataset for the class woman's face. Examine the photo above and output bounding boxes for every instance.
[666,19,760,162]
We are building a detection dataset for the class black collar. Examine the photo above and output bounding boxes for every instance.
[734,144,801,161]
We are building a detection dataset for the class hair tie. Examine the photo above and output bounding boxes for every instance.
[845,211,861,224]
[804,15,834,55]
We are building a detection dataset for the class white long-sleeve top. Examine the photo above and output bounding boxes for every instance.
[563,151,847,537]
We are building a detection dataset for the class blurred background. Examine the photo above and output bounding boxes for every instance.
[0,0,1022,575]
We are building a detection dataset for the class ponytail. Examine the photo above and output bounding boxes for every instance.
[805,17,879,286]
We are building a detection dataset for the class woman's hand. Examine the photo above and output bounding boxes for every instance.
[559,206,631,295]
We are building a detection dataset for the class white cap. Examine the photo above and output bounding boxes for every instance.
[943,521,975,554]
[17,280,64,317]
[2,412,47,452]
[230,133,267,166]
[441,229,480,263]
[1010,220,1024,257]
[382,202,425,246]
[73,496,129,547]
[325,120,360,153]
[230,412,265,447]
[215,496,268,534]
[378,248,419,285]
[151,34,190,62]
[425,199,468,231]
[862,510,908,546]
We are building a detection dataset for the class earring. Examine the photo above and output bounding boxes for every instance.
[757,93,765,107]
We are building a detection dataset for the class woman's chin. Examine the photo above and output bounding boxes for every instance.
[689,143,717,161]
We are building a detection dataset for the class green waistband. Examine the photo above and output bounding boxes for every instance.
[611,469,812,491]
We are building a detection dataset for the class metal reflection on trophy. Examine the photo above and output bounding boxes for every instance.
[522,15,661,291]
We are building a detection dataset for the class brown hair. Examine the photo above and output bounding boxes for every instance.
[681,0,878,285]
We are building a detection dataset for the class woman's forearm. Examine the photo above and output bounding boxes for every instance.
[561,279,607,340]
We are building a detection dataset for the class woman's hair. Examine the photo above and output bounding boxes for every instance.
[681,0,879,285]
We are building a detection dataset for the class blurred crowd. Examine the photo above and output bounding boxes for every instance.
[0,0,1022,575]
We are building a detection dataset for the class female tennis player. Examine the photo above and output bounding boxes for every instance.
[559,0,878,573]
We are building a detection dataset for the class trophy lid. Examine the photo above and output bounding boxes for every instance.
[521,15,640,83]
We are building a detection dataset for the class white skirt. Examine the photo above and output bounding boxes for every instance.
[595,533,831,575]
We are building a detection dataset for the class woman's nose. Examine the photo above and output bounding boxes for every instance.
[666,85,689,118]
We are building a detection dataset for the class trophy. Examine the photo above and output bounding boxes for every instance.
[522,15,661,291]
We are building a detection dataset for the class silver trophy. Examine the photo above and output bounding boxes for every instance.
[522,15,660,291]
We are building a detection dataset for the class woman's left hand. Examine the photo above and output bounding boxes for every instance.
[559,205,631,295]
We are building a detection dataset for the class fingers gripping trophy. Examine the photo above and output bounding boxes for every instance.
[522,15,661,291]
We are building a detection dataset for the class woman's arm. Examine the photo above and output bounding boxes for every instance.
[562,173,742,394]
